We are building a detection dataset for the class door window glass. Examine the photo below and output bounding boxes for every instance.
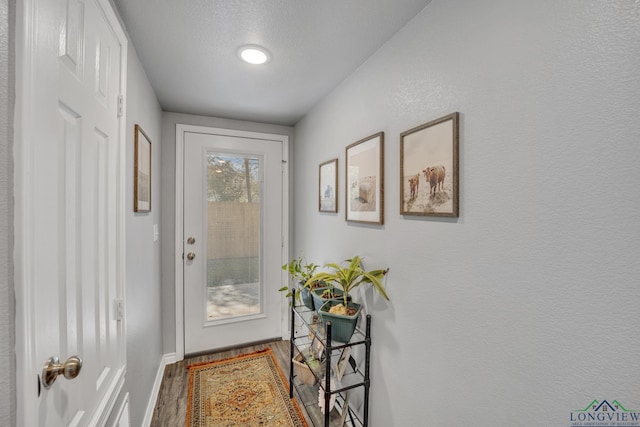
[205,153,261,321]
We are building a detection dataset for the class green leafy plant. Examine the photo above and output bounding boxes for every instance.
[279,256,320,301]
[304,349,321,370]
[306,256,389,314]
[292,347,325,385]
[282,256,319,284]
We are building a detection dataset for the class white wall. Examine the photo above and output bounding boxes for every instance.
[293,0,640,425]
[122,43,163,426]
[1,0,15,424]
[160,112,293,354]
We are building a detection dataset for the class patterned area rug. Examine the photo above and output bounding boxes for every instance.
[187,349,308,427]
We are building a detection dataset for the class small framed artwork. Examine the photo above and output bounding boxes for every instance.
[345,132,384,224]
[400,112,459,217]
[319,158,338,213]
[335,346,352,381]
[134,124,152,212]
[311,335,324,360]
[338,393,350,426]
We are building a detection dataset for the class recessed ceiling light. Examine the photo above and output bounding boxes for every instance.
[238,45,271,65]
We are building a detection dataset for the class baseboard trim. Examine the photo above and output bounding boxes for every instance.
[142,353,176,427]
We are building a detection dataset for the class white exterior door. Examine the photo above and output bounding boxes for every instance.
[15,0,127,425]
[179,126,287,355]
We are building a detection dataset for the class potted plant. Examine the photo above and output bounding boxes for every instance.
[307,256,389,342]
[292,347,325,385]
[280,256,323,310]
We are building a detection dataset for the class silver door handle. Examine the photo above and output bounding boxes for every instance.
[41,355,82,389]
[186,252,196,261]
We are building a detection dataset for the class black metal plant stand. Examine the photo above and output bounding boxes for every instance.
[289,292,372,427]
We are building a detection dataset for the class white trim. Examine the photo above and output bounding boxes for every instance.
[141,353,177,427]
[174,124,289,360]
[280,134,290,340]
[88,367,127,427]
[14,0,37,424]
[112,0,129,374]
[174,125,185,361]
[110,393,130,427]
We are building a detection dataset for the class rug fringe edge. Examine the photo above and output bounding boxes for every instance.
[186,347,271,370]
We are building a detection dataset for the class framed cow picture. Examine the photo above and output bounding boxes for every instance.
[345,132,384,224]
[400,112,459,217]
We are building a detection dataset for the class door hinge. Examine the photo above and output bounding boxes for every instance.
[117,95,124,117]
[115,299,124,321]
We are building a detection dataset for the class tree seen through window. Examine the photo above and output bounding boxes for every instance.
[207,155,260,203]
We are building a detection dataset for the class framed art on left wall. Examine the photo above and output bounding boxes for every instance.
[134,124,151,212]
[319,158,338,213]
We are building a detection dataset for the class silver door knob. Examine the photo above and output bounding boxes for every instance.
[186,252,196,261]
[41,355,82,389]
[187,237,196,244]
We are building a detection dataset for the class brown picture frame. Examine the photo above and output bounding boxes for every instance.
[134,124,152,212]
[400,112,459,217]
[319,158,338,213]
[345,132,384,224]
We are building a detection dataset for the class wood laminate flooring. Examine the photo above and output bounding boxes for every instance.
[150,339,313,426]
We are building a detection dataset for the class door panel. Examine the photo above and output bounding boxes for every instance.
[183,130,284,354]
[16,0,127,424]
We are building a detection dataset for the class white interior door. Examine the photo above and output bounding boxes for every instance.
[15,0,127,425]
[182,127,285,354]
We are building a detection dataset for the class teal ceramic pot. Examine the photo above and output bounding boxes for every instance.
[311,288,346,313]
[318,300,362,343]
[299,283,320,310]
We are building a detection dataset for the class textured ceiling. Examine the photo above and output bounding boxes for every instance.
[113,0,432,126]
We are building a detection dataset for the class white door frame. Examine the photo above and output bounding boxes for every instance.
[13,0,128,424]
[174,124,289,361]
